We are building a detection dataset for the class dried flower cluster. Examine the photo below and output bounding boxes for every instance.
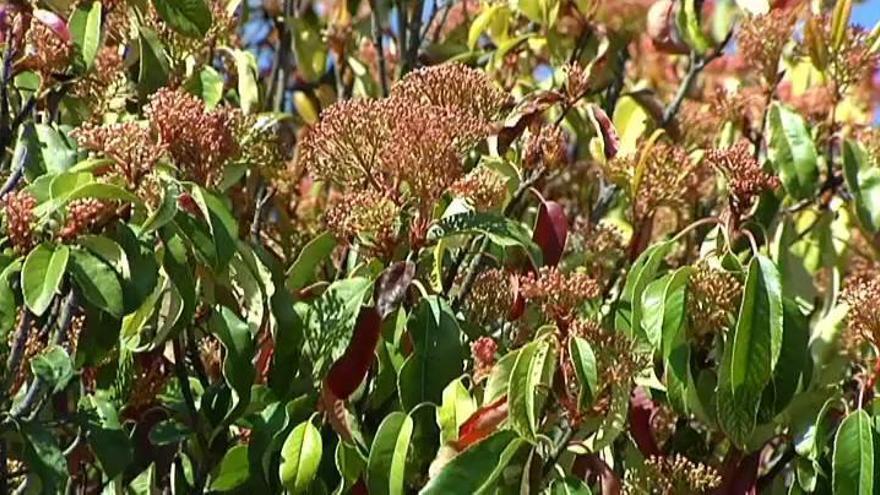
[465,268,515,326]
[391,63,512,123]
[450,167,508,211]
[146,88,240,187]
[570,221,628,282]
[606,142,701,220]
[688,263,743,340]
[623,454,722,495]
[736,10,797,84]
[802,14,880,92]
[325,190,401,254]
[524,125,568,171]
[21,16,72,77]
[520,267,601,324]
[841,277,880,355]
[705,140,780,223]
[72,122,166,188]
[300,64,509,245]
[1,190,37,252]
[571,318,649,413]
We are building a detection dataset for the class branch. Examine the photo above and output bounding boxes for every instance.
[660,33,732,128]
[402,0,426,75]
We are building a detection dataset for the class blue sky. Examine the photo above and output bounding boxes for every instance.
[854,0,880,27]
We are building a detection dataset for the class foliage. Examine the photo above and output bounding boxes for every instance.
[0,0,879,493]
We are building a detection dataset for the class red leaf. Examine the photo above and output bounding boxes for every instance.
[628,387,662,457]
[453,396,509,450]
[324,306,382,399]
[646,0,689,54]
[508,273,525,321]
[34,8,71,43]
[532,196,568,267]
[590,105,621,160]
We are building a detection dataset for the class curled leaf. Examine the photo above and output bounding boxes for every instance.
[453,396,509,450]
[324,306,382,399]
[376,261,416,319]
[531,195,568,267]
[34,9,71,43]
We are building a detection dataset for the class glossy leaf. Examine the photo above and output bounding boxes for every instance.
[399,297,465,410]
[368,412,414,495]
[211,445,251,491]
[22,243,70,316]
[70,248,124,317]
[569,337,598,409]
[616,240,674,340]
[68,0,102,70]
[717,255,783,446]
[286,232,337,291]
[767,103,819,200]
[429,212,543,266]
[279,421,323,494]
[843,139,880,233]
[508,337,556,440]
[532,197,568,267]
[152,0,213,38]
[31,345,73,393]
[833,409,874,495]
[421,430,524,494]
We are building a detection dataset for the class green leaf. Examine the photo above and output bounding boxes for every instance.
[211,445,251,491]
[484,349,519,404]
[210,307,256,423]
[508,337,556,440]
[833,409,874,495]
[22,244,70,316]
[759,299,810,420]
[302,277,373,378]
[717,255,783,446]
[399,296,466,411]
[137,26,169,96]
[290,17,328,83]
[70,248,124,317]
[31,345,73,393]
[190,186,239,271]
[81,392,133,478]
[184,66,225,109]
[843,139,880,233]
[0,259,22,337]
[20,421,67,493]
[420,430,524,494]
[569,337,598,409]
[468,5,501,50]
[767,103,819,200]
[279,421,323,494]
[616,240,674,340]
[831,0,853,51]
[229,48,261,113]
[68,1,103,71]
[151,0,213,38]
[368,412,414,495]
[642,267,691,412]
[429,212,543,266]
[286,232,337,291]
[437,378,477,444]
[677,0,712,54]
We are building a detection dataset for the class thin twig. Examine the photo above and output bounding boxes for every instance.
[368,0,390,96]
